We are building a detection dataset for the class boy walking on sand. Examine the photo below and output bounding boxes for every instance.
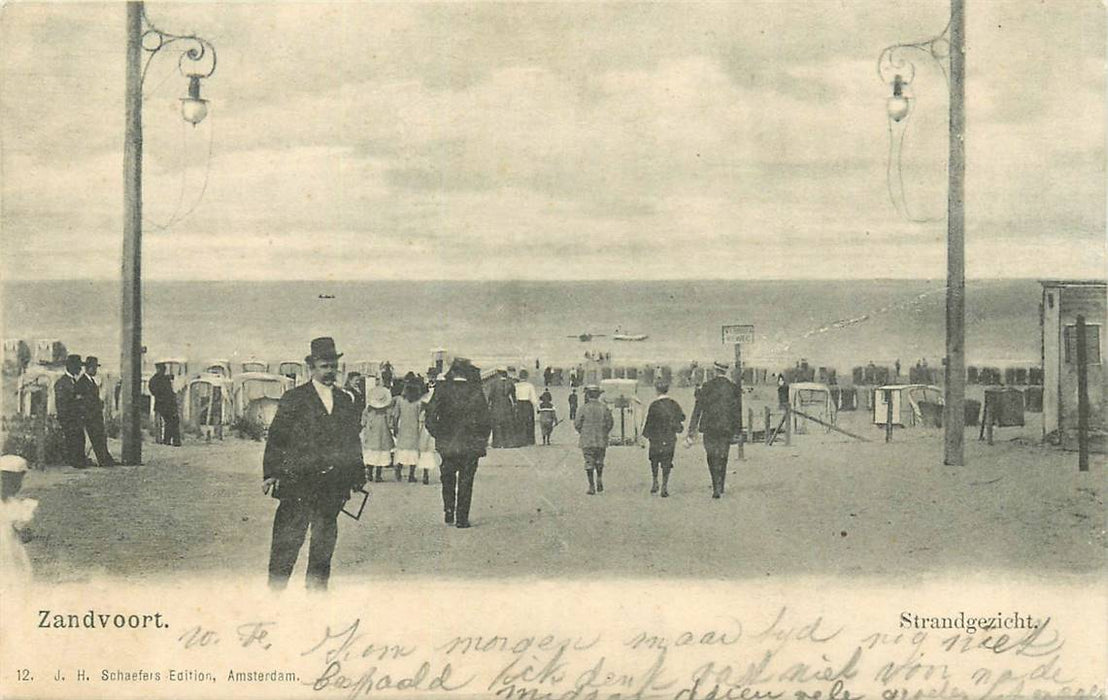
[641,380,684,497]
[574,385,613,495]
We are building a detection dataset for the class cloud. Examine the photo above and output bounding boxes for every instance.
[1,2,1103,282]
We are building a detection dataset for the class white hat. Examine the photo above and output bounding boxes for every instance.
[0,455,29,473]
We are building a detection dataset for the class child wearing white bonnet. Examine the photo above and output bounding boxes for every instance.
[1,455,37,583]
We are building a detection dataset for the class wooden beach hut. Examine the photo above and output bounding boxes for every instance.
[1040,280,1106,448]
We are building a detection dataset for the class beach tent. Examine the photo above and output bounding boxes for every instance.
[789,382,836,434]
[240,359,269,374]
[32,339,67,366]
[233,372,292,429]
[873,384,943,427]
[277,360,307,385]
[17,367,64,416]
[181,375,234,437]
[203,359,232,378]
[600,378,643,445]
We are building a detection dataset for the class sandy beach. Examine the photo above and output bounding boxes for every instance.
[20,385,1105,584]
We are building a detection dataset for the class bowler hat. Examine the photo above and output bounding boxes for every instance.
[306,337,343,363]
[85,356,99,367]
[713,360,730,373]
[584,384,602,396]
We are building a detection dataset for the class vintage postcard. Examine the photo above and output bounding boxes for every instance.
[1,2,1105,699]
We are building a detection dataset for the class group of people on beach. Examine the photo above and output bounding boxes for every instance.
[263,337,493,590]
[260,337,748,591]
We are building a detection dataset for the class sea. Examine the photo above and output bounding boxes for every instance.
[2,279,1049,375]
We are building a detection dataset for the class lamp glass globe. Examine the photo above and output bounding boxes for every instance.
[181,98,209,125]
[887,95,910,122]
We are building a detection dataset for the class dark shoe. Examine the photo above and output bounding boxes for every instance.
[445,511,455,524]
[661,489,669,498]
[422,472,429,485]
[586,487,596,495]
[408,475,417,483]
[650,482,659,494]
[456,521,471,529]
[596,482,603,493]
[712,491,721,499]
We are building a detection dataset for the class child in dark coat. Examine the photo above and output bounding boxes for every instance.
[641,380,685,498]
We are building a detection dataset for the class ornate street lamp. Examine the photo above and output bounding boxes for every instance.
[877,2,966,467]
[140,10,218,126]
[120,2,218,465]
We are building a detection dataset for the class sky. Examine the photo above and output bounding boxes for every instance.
[1,1,1105,281]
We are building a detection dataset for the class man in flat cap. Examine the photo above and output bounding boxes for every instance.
[574,385,613,495]
[263,337,366,590]
[54,354,89,468]
[685,360,742,498]
[78,356,115,467]
[425,357,491,528]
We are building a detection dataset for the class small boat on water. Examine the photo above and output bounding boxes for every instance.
[566,333,607,342]
[612,327,648,341]
[318,294,335,299]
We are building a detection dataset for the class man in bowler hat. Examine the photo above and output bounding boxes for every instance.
[263,337,366,590]
[78,356,115,466]
[54,354,88,468]
[425,358,491,528]
[685,360,742,498]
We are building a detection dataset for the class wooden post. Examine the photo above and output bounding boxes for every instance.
[734,343,744,460]
[943,0,967,466]
[34,393,47,469]
[1076,315,1089,472]
[785,404,792,446]
[986,406,994,445]
[120,1,144,466]
[884,388,894,443]
[747,408,754,446]
[764,406,771,446]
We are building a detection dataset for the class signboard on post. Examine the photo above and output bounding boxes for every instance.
[722,324,755,345]
[721,324,754,459]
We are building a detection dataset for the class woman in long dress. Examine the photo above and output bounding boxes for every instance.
[394,375,423,483]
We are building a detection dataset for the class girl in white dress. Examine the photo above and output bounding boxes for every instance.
[362,386,396,482]
[394,376,423,483]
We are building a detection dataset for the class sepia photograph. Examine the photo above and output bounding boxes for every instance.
[1,1,1105,698]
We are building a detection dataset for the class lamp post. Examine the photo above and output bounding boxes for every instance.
[878,0,965,466]
[120,1,217,465]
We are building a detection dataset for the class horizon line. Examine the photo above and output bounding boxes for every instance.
[4,276,1102,284]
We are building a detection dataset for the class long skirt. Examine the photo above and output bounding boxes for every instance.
[514,400,535,446]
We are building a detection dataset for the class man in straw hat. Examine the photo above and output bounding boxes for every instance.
[263,337,366,590]
[425,357,491,528]
[685,360,742,498]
